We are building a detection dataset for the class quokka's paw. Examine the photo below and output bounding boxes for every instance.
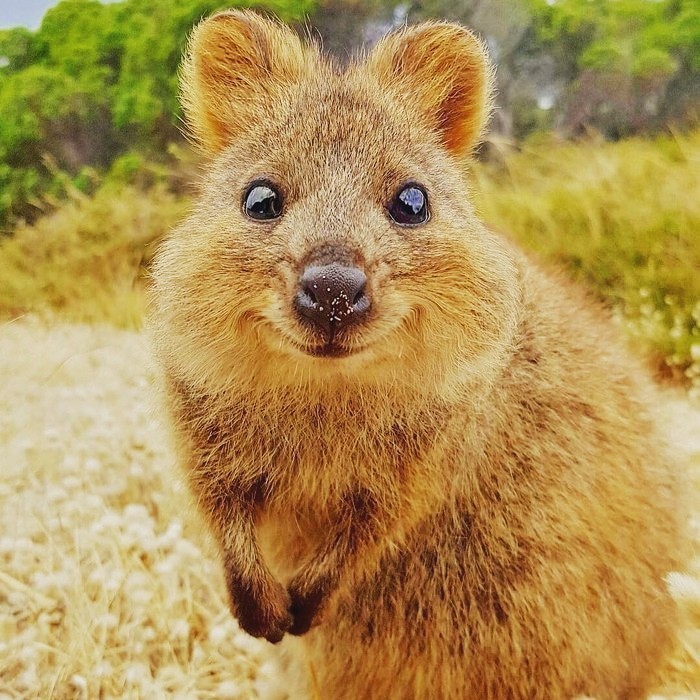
[227,572,293,643]
[287,575,330,636]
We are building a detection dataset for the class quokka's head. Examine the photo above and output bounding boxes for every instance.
[152,11,521,394]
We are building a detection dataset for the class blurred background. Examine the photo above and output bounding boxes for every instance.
[0,1,698,698]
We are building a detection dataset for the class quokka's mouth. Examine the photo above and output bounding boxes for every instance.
[304,342,356,358]
[266,323,368,360]
[292,323,368,359]
[288,333,368,359]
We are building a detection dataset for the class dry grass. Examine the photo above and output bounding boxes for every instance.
[471,131,700,394]
[0,320,289,699]
[0,318,698,698]
[0,183,188,329]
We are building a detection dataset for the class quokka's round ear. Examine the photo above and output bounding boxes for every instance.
[367,22,494,158]
[180,10,309,153]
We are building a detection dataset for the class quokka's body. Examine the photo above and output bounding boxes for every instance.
[151,11,685,699]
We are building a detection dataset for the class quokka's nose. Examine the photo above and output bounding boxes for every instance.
[295,264,371,333]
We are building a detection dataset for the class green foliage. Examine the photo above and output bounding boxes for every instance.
[526,0,697,78]
[0,27,37,71]
[471,131,700,390]
[519,0,698,137]
[368,0,698,139]
[0,0,315,227]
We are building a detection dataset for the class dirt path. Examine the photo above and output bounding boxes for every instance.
[0,319,698,698]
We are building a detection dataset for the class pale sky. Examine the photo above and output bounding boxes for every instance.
[0,0,59,30]
[0,0,119,30]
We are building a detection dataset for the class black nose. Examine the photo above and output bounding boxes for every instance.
[295,264,371,333]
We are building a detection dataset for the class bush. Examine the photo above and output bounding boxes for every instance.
[0,0,316,227]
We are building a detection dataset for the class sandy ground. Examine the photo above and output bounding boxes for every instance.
[0,319,698,699]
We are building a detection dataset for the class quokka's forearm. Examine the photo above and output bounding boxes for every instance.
[191,477,293,643]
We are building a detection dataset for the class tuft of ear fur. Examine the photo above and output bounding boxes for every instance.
[180,10,310,153]
[367,22,494,157]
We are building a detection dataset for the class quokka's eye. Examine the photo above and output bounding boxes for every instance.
[243,181,283,220]
[388,184,429,226]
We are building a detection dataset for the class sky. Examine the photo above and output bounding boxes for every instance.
[0,0,119,30]
[0,0,59,30]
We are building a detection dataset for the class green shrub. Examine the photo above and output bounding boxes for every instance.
[0,0,316,227]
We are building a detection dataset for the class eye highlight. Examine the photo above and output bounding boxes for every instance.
[243,180,283,220]
[388,184,429,226]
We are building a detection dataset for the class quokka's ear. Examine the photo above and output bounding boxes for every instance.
[180,10,309,153]
[367,22,494,158]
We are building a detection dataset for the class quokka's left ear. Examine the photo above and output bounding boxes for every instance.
[366,22,494,158]
[180,10,312,154]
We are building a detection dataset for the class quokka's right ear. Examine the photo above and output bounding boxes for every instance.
[180,10,309,154]
[367,22,494,158]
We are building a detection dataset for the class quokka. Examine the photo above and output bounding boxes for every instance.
[151,10,686,699]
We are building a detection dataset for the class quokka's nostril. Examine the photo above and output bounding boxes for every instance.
[303,284,319,306]
[352,287,366,306]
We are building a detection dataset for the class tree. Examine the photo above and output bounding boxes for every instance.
[312,0,698,140]
[0,0,315,227]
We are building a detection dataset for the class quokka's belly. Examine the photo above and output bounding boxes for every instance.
[295,517,676,700]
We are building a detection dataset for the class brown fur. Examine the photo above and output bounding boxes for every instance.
[151,11,685,699]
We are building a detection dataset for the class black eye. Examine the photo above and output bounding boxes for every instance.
[388,184,429,226]
[243,181,282,220]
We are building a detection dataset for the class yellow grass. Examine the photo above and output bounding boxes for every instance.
[0,318,698,698]
[471,132,700,394]
[0,183,188,329]
[0,321,285,699]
